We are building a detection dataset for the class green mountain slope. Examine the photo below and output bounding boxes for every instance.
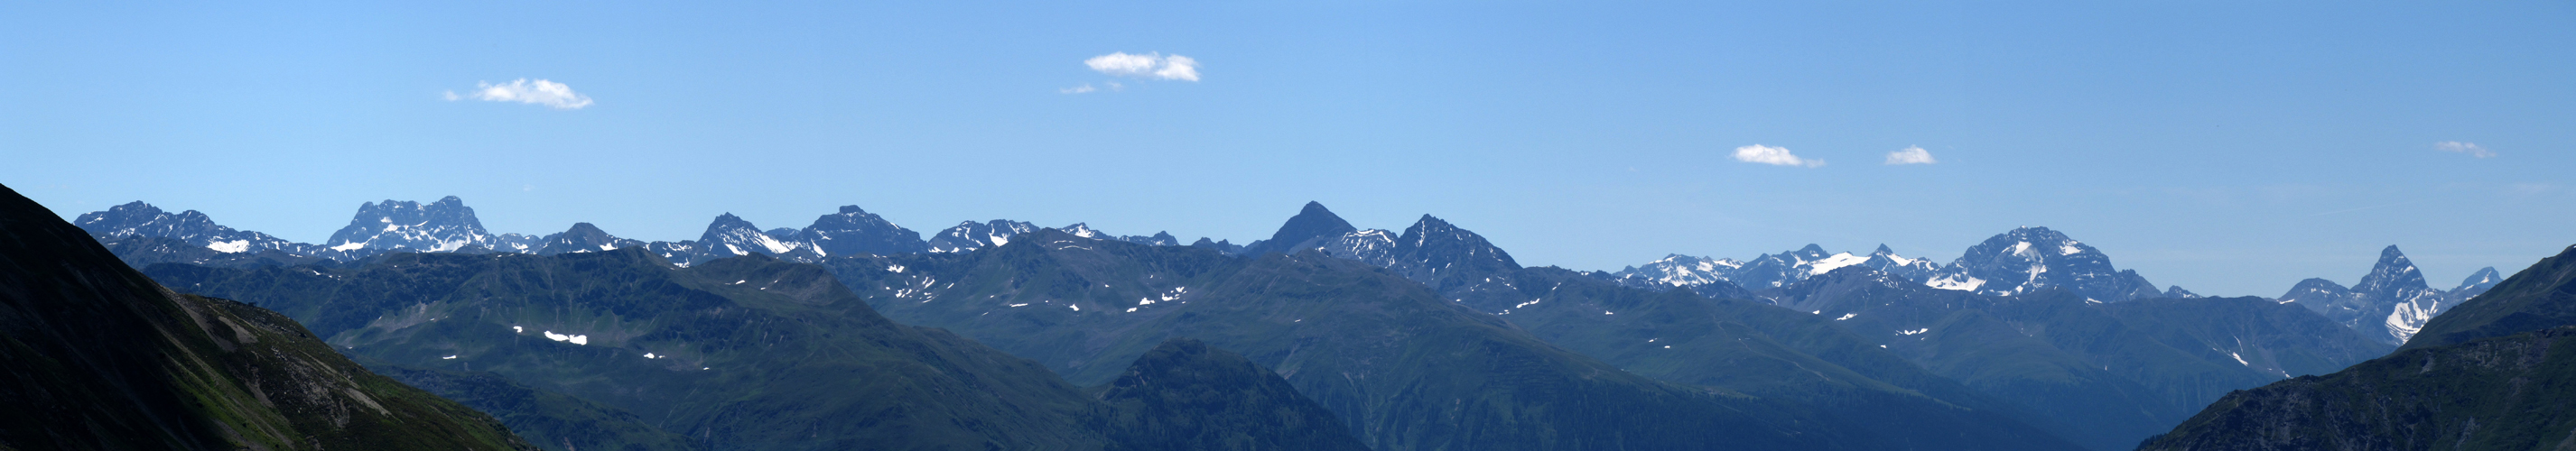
[370,364,701,451]
[0,183,536,451]
[1088,338,1370,451]
[2137,326,2576,450]
[2403,244,2576,351]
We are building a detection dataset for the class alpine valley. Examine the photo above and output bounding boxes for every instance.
[28,189,2576,450]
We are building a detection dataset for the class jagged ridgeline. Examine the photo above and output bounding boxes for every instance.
[2139,244,2576,450]
[0,184,537,450]
[88,197,2430,450]
[79,198,1194,269]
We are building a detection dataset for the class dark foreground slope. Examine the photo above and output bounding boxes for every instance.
[2137,327,2576,450]
[0,184,536,451]
[1089,338,1371,451]
[2139,244,2576,450]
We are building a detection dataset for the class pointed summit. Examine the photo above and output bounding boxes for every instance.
[2353,245,2432,298]
[1872,244,1896,255]
[2454,267,2504,292]
[1240,201,1358,256]
[2447,266,2506,304]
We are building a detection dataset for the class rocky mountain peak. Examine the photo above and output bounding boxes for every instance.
[795,205,927,257]
[927,219,1040,253]
[1241,201,1359,256]
[1933,226,2159,301]
[2352,245,2433,298]
[697,213,797,256]
[322,196,497,253]
[2283,245,2457,345]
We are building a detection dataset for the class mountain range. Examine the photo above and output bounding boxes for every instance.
[1604,226,2170,302]
[79,198,1199,270]
[57,194,2539,450]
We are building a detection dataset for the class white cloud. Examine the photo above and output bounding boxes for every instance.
[1733,144,1824,168]
[1084,52,1200,81]
[2434,141,2494,158]
[1060,84,1097,94]
[450,78,593,109]
[1883,146,1937,165]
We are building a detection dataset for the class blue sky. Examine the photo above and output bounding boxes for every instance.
[5,1,2570,296]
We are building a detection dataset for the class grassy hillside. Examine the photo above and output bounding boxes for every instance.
[1087,338,1370,451]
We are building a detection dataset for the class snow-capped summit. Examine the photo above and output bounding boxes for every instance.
[322,197,535,253]
[1610,244,1923,291]
[927,220,1041,253]
[1057,223,1107,239]
[74,201,302,254]
[699,213,800,256]
[1923,226,2160,302]
[1611,254,1745,290]
[1859,244,1942,281]
[2279,245,2455,345]
[1318,229,1400,267]
[1726,244,1838,289]
[2448,267,2505,302]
